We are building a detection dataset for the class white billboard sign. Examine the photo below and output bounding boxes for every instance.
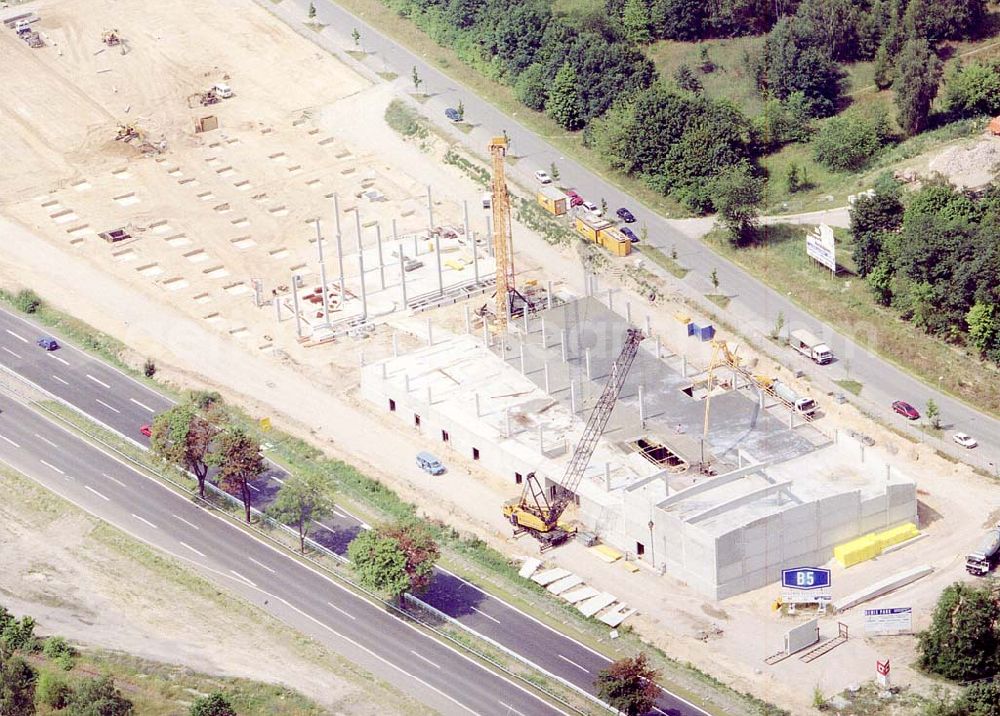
[864,607,912,635]
[806,223,836,273]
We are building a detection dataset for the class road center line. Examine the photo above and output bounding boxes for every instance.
[34,433,58,449]
[101,472,127,488]
[249,557,275,573]
[311,519,334,533]
[557,654,590,673]
[130,397,155,413]
[325,601,358,620]
[0,434,20,448]
[470,606,501,624]
[247,483,260,493]
[498,702,525,716]
[86,374,111,389]
[5,329,28,343]
[172,514,200,530]
[47,353,69,366]
[2,346,22,359]
[131,513,158,529]
[39,459,65,475]
[95,398,120,414]
[84,485,110,501]
[332,509,347,519]
[229,569,257,587]
[52,374,70,386]
[409,650,441,670]
[179,541,205,557]
[652,706,668,715]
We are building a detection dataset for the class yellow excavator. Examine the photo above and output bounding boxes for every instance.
[503,327,644,550]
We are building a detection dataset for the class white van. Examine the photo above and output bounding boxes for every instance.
[213,83,233,99]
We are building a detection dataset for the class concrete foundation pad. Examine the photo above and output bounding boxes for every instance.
[531,568,570,586]
[547,575,584,595]
[561,586,599,604]
[578,592,617,617]
[599,604,637,627]
[517,558,541,579]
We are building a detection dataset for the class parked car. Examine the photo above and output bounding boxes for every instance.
[563,189,584,207]
[444,107,461,122]
[36,336,59,351]
[953,432,978,448]
[581,200,603,217]
[616,207,636,223]
[139,424,152,438]
[621,226,639,243]
[416,451,446,475]
[891,400,920,420]
[533,170,552,184]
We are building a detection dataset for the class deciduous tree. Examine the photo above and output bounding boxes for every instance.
[67,675,133,716]
[944,60,1000,118]
[269,473,334,553]
[211,427,265,523]
[711,162,764,245]
[151,401,217,498]
[918,581,1000,681]
[594,653,660,716]
[190,692,237,716]
[348,519,440,601]
[546,62,583,130]
[0,652,36,716]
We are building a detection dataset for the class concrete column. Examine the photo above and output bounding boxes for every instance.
[333,194,345,294]
[504,407,511,438]
[655,335,660,360]
[547,280,553,309]
[426,317,433,346]
[485,215,493,257]
[475,392,480,417]
[381,363,387,379]
[560,329,567,362]
[357,253,368,322]
[398,251,408,307]
[359,350,365,367]
[607,288,613,311]
[426,385,432,405]
[541,320,547,348]
[404,373,410,392]
[523,309,529,335]
[543,362,550,394]
[626,301,632,324]
[682,355,687,378]
[290,273,302,338]
[570,380,577,414]
[392,332,398,357]
[414,232,420,258]
[464,304,471,334]
[376,223,385,290]
[638,385,646,428]
[519,342,525,373]
[645,314,652,337]
[538,424,544,454]
[319,262,331,329]
[585,348,592,379]
[482,318,489,348]
[466,200,479,285]
[583,267,590,296]
[604,463,611,491]
[426,185,434,233]
[315,218,324,263]
[273,296,281,322]
[435,235,444,297]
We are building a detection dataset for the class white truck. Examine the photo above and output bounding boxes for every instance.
[966,527,1000,576]
[790,329,834,365]
[770,379,817,417]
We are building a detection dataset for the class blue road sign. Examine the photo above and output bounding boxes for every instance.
[782,567,831,591]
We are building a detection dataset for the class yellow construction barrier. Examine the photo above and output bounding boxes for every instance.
[621,561,640,573]
[590,544,623,563]
[834,523,919,568]
[673,312,691,325]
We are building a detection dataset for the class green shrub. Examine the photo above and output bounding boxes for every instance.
[43,635,76,670]
[14,288,42,314]
[37,671,74,709]
[384,99,428,139]
[812,111,893,171]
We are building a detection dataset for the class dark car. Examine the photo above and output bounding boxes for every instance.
[139,424,152,438]
[36,336,59,351]
[564,189,584,208]
[621,227,639,243]
[892,400,920,420]
[616,207,636,223]
[444,107,461,122]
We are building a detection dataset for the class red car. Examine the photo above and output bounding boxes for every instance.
[563,189,584,208]
[139,424,152,437]
[891,401,920,420]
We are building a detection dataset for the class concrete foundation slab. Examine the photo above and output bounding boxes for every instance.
[547,575,584,595]
[531,568,571,586]
[562,586,599,604]
[517,557,542,579]
[578,592,617,617]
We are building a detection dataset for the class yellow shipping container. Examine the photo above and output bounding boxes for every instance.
[537,186,567,216]
[601,227,631,257]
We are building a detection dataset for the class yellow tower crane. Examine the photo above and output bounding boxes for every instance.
[487,136,531,330]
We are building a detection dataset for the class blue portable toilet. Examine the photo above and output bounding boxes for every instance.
[697,324,715,341]
[687,322,697,337]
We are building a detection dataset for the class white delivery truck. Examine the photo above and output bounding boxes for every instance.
[790,329,834,365]
[770,380,818,417]
[966,527,1000,576]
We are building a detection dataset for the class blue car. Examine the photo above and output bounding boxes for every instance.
[621,227,639,243]
[416,451,446,475]
[444,107,461,122]
[616,207,636,223]
[36,336,59,351]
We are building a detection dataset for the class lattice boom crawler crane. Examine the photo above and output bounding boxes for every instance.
[502,327,644,550]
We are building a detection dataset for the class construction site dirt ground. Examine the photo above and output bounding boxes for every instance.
[2,0,999,714]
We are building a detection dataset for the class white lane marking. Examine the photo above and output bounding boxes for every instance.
[52,374,69,386]
[470,606,501,624]
[332,509,347,519]
[498,702,524,716]
[557,654,590,673]
[325,601,358,620]
[229,569,257,587]
[86,374,111,389]
[409,650,441,670]
[47,353,69,366]
[34,433,58,449]
[249,557,275,573]
[179,541,205,557]
[652,706,668,715]
[131,513,158,529]
[0,434,20,448]
[173,514,200,530]
[84,485,110,501]
[248,483,260,493]
[5,329,28,343]
[2,346,22,359]
[130,397,155,413]
[95,398,120,414]
[101,472,127,488]
[39,459,65,475]
[311,519,334,533]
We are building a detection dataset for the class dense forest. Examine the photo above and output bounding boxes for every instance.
[850,175,1000,366]
[383,0,991,211]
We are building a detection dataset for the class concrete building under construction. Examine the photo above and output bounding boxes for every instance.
[360,295,917,600]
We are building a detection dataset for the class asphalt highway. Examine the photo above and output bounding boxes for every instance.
[270,0,1000,471]
[0,306,709,716]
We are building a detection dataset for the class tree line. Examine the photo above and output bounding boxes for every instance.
[850,175,1000,366]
